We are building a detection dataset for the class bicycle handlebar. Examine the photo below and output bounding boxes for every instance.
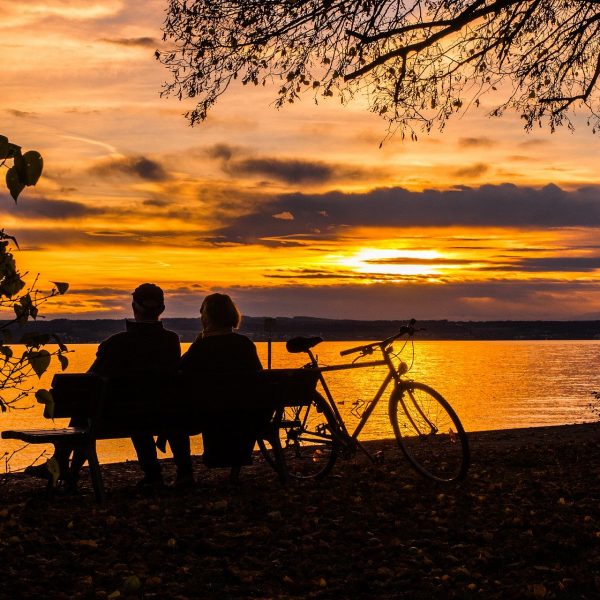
[339,319,417,357]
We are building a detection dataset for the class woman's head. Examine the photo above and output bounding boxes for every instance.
[200,293,241,330]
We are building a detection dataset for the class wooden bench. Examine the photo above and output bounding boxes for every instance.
[1,368,319,502]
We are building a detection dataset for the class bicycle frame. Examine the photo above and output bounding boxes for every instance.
[303,344,404,459]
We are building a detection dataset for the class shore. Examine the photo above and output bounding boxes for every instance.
[1,423,598,599]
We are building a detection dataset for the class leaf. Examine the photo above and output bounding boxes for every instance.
[0,274,25,298]
[27,349,51,378]
[58,353,69,371]
[51,281,69,295]
[21,151,43,186]
[0,345,13,360]
[6,167,25,202]
[0,135,9,159]
[35,387,56,419]
[52,333,68,352]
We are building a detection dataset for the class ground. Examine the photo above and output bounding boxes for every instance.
[0,424,598,599]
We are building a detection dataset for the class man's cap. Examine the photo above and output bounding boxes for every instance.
[132,283,164,308]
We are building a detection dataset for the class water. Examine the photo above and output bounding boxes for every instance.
[2,340,598,471]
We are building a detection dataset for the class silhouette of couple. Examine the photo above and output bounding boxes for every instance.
[28,284,262,491]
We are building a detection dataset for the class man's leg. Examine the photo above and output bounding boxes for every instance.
[131,434,163,483]
[167,432,194,483]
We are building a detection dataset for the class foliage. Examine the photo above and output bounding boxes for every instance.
[1,135,67,414]
[0,134,43,201]
[159,0,600,138]
[0,231,70,413]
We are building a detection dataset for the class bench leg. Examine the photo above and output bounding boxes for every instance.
[263,429,289,484]
[86,440,106,503]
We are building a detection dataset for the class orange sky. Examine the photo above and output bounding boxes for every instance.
[2,0,600,321]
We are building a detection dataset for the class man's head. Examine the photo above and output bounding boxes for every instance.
[132,283,165,321]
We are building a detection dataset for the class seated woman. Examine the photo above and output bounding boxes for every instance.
[180,293,262,374]
[180,293,263,469]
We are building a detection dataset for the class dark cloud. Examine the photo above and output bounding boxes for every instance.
[206,143,387,185]
[90,156,169,181]
[40,278,600,321]
[5,109,37,118]
[206,143,236,161]
[458,137,495,148]
[201,183,600,246]
[229,158,335,184]
[100,37,156,47]
[1,197,103,219]
[452,163,490,178]
[186,279,600,321]
[485,256,600,272]
[143,199,170,207]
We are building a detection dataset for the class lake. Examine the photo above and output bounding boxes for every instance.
[2,340,599,471]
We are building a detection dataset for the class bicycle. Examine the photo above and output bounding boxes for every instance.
[258,320,470,483]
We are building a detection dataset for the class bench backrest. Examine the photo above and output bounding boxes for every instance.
[49,368,319,436]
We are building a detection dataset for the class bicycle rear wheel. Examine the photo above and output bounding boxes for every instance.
[258,392,339,479]
[389,381,469,483]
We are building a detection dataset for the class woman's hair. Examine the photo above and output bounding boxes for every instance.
[200,293,241,329]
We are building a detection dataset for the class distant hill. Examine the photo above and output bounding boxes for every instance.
[3,317,600,343]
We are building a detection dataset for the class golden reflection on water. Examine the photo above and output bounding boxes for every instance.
[2,340,599,470]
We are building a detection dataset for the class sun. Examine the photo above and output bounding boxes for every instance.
[340,248,451,277]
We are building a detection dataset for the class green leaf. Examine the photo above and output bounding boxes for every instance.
[58,353,69,371]
[22,151,43,186]
[27,349,51,378]
[51,281,69,295]
[6,167,25,202]
[0,135,9,159]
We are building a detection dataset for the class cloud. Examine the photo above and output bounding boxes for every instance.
[458,137,495,148]
[452,163,490,178]
[100,37,156,47]
[1,197,103,219]
[5,109,37,118]
[205,143,389,185]
[229,157,336,184]
[485,256,600,272]
[200,183,600,246]
[188,279,600,321]
[89,155,169,181]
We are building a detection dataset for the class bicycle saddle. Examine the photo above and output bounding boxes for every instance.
[286,336,323,353]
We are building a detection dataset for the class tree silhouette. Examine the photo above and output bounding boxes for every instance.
[159,0,600,138]
[0,137,68,417]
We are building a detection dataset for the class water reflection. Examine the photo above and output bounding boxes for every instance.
[2,340,598,470]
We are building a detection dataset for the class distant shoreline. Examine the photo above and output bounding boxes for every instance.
[3,316,600,343]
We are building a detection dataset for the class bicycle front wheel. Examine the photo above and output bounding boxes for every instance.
[258,392,339,479]
[389,381,469,483]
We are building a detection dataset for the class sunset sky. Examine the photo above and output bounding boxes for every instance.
[2,0,600,321]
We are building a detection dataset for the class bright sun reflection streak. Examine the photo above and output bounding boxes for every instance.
[341,249,446,276]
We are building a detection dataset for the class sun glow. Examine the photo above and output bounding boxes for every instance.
[341,248,450,277]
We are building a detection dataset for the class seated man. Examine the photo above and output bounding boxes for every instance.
[86,283,194,487]
[27,283,193,489]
